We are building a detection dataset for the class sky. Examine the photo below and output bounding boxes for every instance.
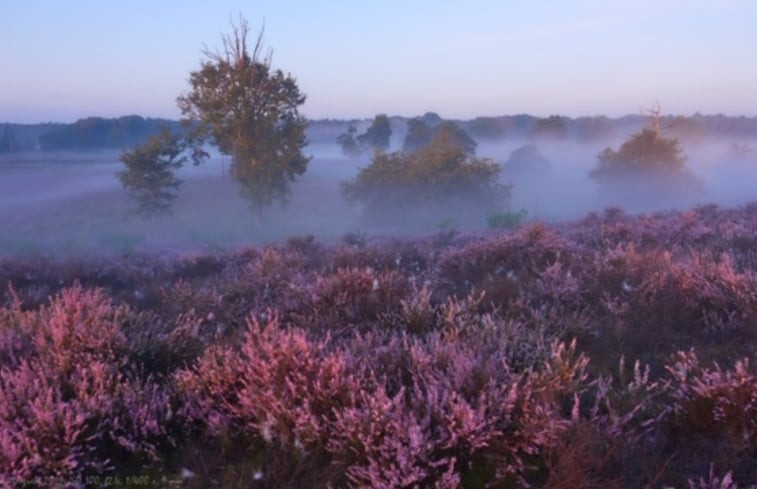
[2,0,757,123]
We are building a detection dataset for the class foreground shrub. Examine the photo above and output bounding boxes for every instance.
[669,351,757,454]
[0,285,172,483]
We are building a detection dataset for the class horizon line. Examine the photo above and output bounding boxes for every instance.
[4,111,757,126]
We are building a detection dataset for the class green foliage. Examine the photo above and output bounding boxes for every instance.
[666,116,706,144]
[575,116,612,142]
[530,115,568,140]
[336,125,361,157]
[590,128,687,180]
[420,111,442,126]
[468,116,506,140]
[341,139,510,222]
[502,144,550,176]
[176,17,310,215]
[589,128,703,210]
[117,129,185,219]
[357,114,392,152]
[487,209,528,229]
[402,118,434,154]
[403,119,476,155]
[430,121,477,155]
[38,116,179,151]
[0,125,19,153]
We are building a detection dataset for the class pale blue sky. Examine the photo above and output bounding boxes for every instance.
[2,0,756,123]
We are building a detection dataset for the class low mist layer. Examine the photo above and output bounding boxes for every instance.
[1,129,756,257]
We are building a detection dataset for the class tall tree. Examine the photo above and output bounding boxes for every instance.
[176,17,309,215]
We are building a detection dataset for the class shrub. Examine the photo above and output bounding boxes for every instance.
[668,351,757,452]
[591,128,687,179]
[590,128,703,210]
[341,142,510,225]
[4,204,757,485]
[0,285,172,482]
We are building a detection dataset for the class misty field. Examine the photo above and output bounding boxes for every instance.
[0,145,359,256]
[2,138,755,258]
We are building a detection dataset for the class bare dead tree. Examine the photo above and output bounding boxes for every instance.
[640,100,662,134]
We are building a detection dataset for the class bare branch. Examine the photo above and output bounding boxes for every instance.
[640,100,662,134]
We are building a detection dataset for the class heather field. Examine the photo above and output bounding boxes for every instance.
[2,204,757,487]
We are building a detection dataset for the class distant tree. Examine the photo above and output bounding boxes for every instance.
[468,116,506,140]
[430,121,477,155]
[39,116,177,150]
[357,114,391,152]
[336,125,361,157]
[502,144,550,176]
[575,116,612,142]
[590,125,702,209]
[666,116,706,144]
[591,128,687,180]
[117,129,185,219]
[0,125,18,153]
[529,115,568,140]
[402,118,434,153]
[420,112,442,126]
[341,137,509,224]
[176,16,309,216]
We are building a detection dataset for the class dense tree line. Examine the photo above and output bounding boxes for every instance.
[3,114,757,154]
[0,123,63,153]
[38,116,181,151]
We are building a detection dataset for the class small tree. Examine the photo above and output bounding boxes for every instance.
[176,17,309,216]
[336,125,361,157]
[357,114,392,152]
[117,129,185,219]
